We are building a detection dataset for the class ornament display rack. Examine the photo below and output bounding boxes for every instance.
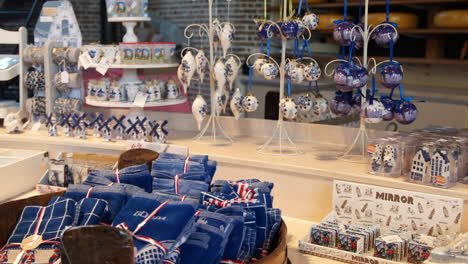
[0,27,27,119]
[183,0,234,146]
[85,15,186,109]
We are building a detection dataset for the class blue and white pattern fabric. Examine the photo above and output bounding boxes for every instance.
[151,159,205,176]
[152,171,211,183]
[263,208,282,255]
[73,198,109,226]
[87,164,152,192]
[153,178,209,199]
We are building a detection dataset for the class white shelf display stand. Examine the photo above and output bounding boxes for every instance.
[323,0,400,163]
[246,0,314,156]
[182,0,235,146]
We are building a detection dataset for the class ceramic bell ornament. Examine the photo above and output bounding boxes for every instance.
[330,92,352,117]
[195,50,209,83]
[313,94,329,116]
[303,62,321,81]
[394,100,417,125]
[214,59,227,90]
[220,23,234,58]
[302,12,319,30]
[296,93,313,112]
[242,93,259,112]
[280,97,298,120]
[166,78,179,99]
[226,56,240,91]
[372,23,399,48]
[379,63,403,89]
[362,100,385,124]
[254,57,268,75]
[230,88,244,120]
[261,60,279,80]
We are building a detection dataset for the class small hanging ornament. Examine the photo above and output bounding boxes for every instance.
[280,97,298,120]
[180,50,196,87]
[289,64,305,84]
[303,62,321,81]
[242,92,259,112]
[285,60,298,76]
[302,12,319,30]
[334,64,359,92]
[220,23,235,58]
[214,88,226,114]
[351,92,363,113]
[333,22,359,46]
[363,100,385,124]
[254,57,268,75]
[372,23,398,48]
[313,94,329,116]
[214,58,227,90]
[394,100,417,125]
[195,50,209,83]
[261,60,279,80]
[230,88,244,120]
[355,66,369,88]
[379,62,403,89]
[330,92,352,117]
[380,96,395,121]
[192,95,208,131]
[256,20,272,40]
[352,23,364,50]
[226,56,240,90]
[296,92,313,112]
[280,19,299,39]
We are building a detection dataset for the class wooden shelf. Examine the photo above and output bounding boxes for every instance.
[301,0,468,8]
[85,96,187,108]
[312,28,468,35]
[313,54,468,65]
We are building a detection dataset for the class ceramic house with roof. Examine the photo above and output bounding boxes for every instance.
[431,149,450,186]
[410,147,431,183]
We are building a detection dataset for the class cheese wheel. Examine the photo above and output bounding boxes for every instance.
[317,14,352,30]
[434,10,468,28]
[365,13,418,29]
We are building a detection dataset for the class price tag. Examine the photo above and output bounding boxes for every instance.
[96,57,111,75]
[79,53,92,69]
[126,140,168,153]
[133,92,148,107]
[39,16,53,22]
[61,71,69,84]
[31,122,42,131]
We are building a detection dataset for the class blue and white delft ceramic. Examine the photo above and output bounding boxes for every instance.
[254,57,268,75]
[180,50,196,88]
[380,97,394,121]
[303,12,319,30]
[380,63,403,89]
[242,93,259,112]
[330,93,352,117]
[88,80,97,99]
[351,92,363,113]
[296,93,313,112]
[261,61,279,80]
[108,81,121,102]
[214,59,227,90]
[220,23,235,58]
[146,80,161,102]
[280,97,298,120]
[166,78,179,99]
[96,80,108,101]
[125,83,139,102]
[290,64,305,84]
[372,23,398,48]
[362,100,385,124]
[192,95,208,130]
[313,94,329,116]
[296,19,306,37]
[280,20,299,39]
[226,56,240,90]
[394,101,417,125]
[195,50,209,84]
[355,66,369,88]
[285,60,297,76]
[230,88,244,120]
[334,64,361,92]
[303,63,321,81]
[333,22,355,46]
[256,20,272,40]
[214,88,226,114]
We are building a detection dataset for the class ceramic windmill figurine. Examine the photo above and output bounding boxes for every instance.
[112,115,127,140]
[75,113,88,140]
[126,119,140,141]
[89,113,104,138]
[155,120,168,144]
[46,113,58,137]
[61,114,74,137]
[137,117,149,142]
[100,117,114,142]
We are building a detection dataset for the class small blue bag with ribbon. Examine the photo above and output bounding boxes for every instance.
[87,164,152,193]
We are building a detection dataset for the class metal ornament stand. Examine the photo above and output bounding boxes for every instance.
[248,0,312,156]
[324,0,398,163]
[184,0,234,146]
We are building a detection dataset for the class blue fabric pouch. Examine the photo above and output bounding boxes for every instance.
[73,198,109,226]
[238,208,257,263]
[263,208,282,254]
[179,239,209,264]
[65,184,127,223]
[194,223,227,264]
[152,170,211,183]
[87,164,152,192]
[82,175,145,200]
[151,159,205,175]
[153,178,209,198]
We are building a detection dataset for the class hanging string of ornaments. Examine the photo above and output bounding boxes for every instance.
[178,0,244,130]
[247,0,327,121]
[325,0,417,125]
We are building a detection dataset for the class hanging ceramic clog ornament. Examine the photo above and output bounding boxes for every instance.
[242,92,259,112]
[379,63,403,89]
[226,56,240,90]
[313,94,329,116]
[254,57,268,75]
[303,12,319,30]
[214,58,227,90]
[261,60,279,80]
[330,92,352,117]
[220,23,235,58]
[192,95,208,130]
[230,88,244,120]
[372,23,398,48]
[256,20,272,40]
[280,19,299,39]
[394,100,417,125]
[362,100,385,123]
[380,96,394,121]
[195,50,209,83]
[280,97,298,120]
[303,62,321,81]
[296,92,313,112]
